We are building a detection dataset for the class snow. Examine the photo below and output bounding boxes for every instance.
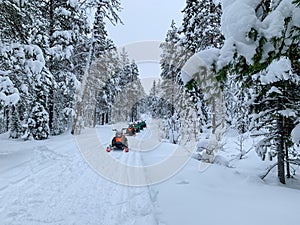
[217,37,235,69]
[267,86,282,95]
[278,109,297,118]
[52,31,72,43]
[1,120,300,225]
[260,0,300,39]
[220,0,259,64]
[260,57,292,84]
[27,60,44,75]
[180,0,300,80]
[68,0,78,8]
[292,7,300,27]
[0,76,20,106]
[0,92,20,106]
[292,123,300,144]
[181,49,220,85]
[57,8,71,17]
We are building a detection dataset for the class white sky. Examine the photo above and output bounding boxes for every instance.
[106,0,185,46]
[106,0,186,94]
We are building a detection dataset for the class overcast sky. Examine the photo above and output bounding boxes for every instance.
[106,0,185,46]
[106,0,186,93]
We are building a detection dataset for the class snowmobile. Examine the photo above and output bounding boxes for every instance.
[133,120,147,132]
[125,123,136,136]
[133,121,142,133]
[106,129,129,152]
[140,120,147,129]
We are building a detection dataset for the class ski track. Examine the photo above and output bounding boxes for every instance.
[101,148,159,225]
[0,126,162,225]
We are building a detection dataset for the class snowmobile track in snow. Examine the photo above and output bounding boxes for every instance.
[0,127,162,225]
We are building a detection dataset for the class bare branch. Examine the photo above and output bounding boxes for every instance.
[260,163,278,180]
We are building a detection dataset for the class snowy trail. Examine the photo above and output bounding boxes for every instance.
[2,122,300,225]
[0,125,162,225]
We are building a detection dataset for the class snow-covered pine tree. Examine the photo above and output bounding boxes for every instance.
[160,20,182,81]
[179,0,224,55]
[0,42,55,140]
[165,112,181,144]
[160,21,182,120]
[149,80,157,97]
[217,0,300,183]
[160,0,223,142]
[128,61,144,121]
[111,57,145,122]
[224,74,251,134]
[112,64,132,122]
[85,8,117,126]
[251,1,299,184]
[36,0,86,135]
[139,79,166,119]
[178,90,200,145]
[251,57,300,183]
[0,1,34,137]
[178,0,224,135]
[93,48,123,125]
[0,75,20,136]
[9,105,23,139]
[71,0,121,134]
[26,102,50,140]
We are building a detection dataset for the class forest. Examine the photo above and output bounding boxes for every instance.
[0,0,299,185]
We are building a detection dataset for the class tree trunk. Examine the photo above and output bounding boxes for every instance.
[93,107,97,128]
[283,116,291,178]
[285,141,291,178]
[277,116,285,184]
[4,106,9,132]
[101,113,104,125]
[48,0,55,133]
[212,97,216,134]
[105,112,109,124]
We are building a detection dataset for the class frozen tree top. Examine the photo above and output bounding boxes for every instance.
[181,0,300,84]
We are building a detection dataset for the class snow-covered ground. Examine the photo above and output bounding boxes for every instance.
[1,120,300,225]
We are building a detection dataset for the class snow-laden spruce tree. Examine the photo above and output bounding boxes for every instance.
[25,102,50,140]
[178,90,200,146]
[0,43,55,139]
[160,20,182,81]
[91,48,119,125]
[0,0,123,138]
[0,76,20,136]
[71,0,121,134]
[0,0,85,137]
[251,57,299,182]
[216,0,300,183]
[224,75,251,134]
[165,0,224,139]
[146,80,160,118]
[159,21,182,119]
[111,58,145,123]
[0,1,43,138]
[179,0,224,55]
[37,0,86,135]
[165,112,181,144]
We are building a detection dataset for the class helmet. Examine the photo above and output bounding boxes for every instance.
[116,131,122,138]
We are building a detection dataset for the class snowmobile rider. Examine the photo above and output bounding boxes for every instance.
[111,130,128,149]
[126,124,136,136]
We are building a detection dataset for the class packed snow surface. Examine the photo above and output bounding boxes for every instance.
[1,120,300,225]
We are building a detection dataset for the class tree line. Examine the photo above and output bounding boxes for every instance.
[0,0,144,138]
[159,0,300,184]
